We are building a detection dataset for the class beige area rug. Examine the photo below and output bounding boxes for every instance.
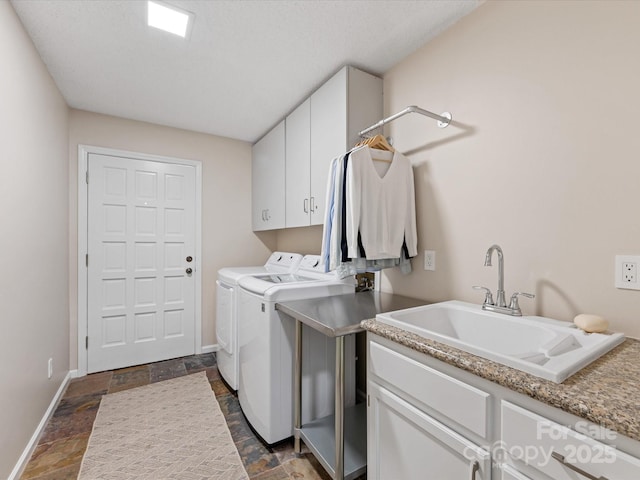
[78,372,249,480]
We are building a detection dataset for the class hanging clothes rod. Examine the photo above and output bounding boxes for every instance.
[358,105,452,137]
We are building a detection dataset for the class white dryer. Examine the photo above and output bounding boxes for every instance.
[237,255,356,444]
[216,252,302,390]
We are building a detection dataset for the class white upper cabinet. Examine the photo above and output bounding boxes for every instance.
[252,120,285,231]
[282,66,383,229]
[307,68,348,226]
[285,99,311,228]
[253,66,382,231]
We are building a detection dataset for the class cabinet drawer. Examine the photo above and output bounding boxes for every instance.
[502,401,640,480]
[369,341,490,438]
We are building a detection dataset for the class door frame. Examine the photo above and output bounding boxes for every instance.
[77,144,202,377]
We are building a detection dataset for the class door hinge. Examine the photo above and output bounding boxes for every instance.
[85,254,88,267]
[85,336,88,349]
[85,171,89,184]
[367,394,370,407]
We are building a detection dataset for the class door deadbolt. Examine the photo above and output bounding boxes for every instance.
[186,267,193,274]
[186,256,193,262]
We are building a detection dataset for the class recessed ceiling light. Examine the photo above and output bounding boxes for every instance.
[147,1,193,39]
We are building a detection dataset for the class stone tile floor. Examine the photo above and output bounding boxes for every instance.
[20,353,364,480]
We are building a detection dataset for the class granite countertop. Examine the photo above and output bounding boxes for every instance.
[362,318,640,442]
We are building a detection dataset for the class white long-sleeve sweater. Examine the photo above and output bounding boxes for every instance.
[345,146,417,260]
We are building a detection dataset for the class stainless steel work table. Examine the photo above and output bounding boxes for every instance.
[276,291,427,480]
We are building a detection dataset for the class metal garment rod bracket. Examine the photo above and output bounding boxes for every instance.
[358,105,452,137]
[437,111,452,128]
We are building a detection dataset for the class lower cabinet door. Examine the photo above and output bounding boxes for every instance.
[368,381,491,480]
[502,401,640,480]
[501,465,534,480]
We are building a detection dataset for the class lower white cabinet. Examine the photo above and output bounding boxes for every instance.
[367,381,491,479]
[500,465,533,480]
[367,334,640,480]
[502,401,640,480]
[368,340,490,438]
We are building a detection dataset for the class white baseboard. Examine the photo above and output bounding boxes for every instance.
[201,344,219,354]
[9,370,75,480]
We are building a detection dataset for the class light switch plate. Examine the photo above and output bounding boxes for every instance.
[424,250,436,271]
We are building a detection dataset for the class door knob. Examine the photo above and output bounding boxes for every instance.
[186,256,193,262]
[186,267,193,274]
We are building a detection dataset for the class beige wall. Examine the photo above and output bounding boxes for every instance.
[382,0,640,338]
[276,225,323,254]
[0,2,70,476]
[68,110,277,369]
[278,0,640,338]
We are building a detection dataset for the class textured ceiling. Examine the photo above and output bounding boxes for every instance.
[11,0,481,143]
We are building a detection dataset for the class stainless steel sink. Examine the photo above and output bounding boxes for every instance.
[376,301,625,383]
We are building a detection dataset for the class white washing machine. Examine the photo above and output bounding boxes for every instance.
[216,252,303,390]
[237,254,356,444]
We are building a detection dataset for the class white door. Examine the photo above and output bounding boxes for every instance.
[87,153,196,373]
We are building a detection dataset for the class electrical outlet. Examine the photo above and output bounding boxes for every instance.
[48,358,53,379]
[615,255,640,290]
[424,250,436,271]
[623,262,637,283]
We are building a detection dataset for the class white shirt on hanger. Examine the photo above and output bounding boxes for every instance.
[345,146,417,261]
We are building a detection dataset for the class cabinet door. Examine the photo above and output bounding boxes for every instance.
[285,99,311,228]
[501,465,534,480]
[310,67,347,225]
[252,120,285,231]
[502,401,640,480]
[368,381,491,480]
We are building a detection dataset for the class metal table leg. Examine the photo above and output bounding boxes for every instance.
[294,320,302,454]
[335,336,345,479]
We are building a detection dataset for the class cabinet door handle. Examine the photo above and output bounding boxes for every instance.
[470,461,479,480]
[310,196,315,213]
[551,452,609,480]
[261,209,265,221]
[304,198,309,213]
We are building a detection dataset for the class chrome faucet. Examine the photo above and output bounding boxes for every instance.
[485,244,506,307]
[473,244,535,316]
